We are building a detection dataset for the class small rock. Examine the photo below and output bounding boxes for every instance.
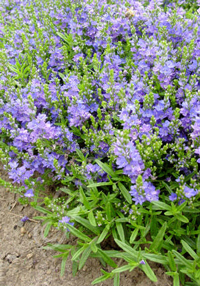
[6,254,17,263]
[27,253,33,260]
[46,269,51,275]
[20,227,26,235]
[28,233,32,239]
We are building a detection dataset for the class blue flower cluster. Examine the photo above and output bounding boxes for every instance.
[0,0,200,205]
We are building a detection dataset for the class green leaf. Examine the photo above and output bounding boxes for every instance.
[176,201,187,212]
[175,213,189,223]
[73,216,100,235]
[58,72,65,82]
[183,207,200,213]
[88,211,97,227]
[53,253,67,258]
[88,180,99,197]
[167,251,177,272]
[114,239,138,260]
[79,245,92,270]
[67,206,83,216]
[91,273,110,285]
[43,243,72,252]
[71,246,86,261]
[57,32,71,45]
[112,227,118,240]
[72,260,78,277]
[114,273,120,286]
[87,182,113,188]
[112,177,126,181]
[181,236,196,249]
[60,252,69,276]
[166,272,180,286]
[33,216,46,220]
[116,222,125,242]
[172,250,193,268]
[97,224,110,244]
[118,182,132,204]
[150,222,167,251]
[173,273,180,286]
[44,222,52,237]
[112,264,132,273]
[33,205,52,214]
[130,228,139,244]
[197,234,200,255]
[164,211,173,216]
[140,262,157,282]
[143,253,168,265]
[79,187,90,210]
[61,176,75,183]
[95,159,115,177]
[150,215,158,238]
[90,240,98,253]
[115,218,130,223]
[106,202,112,221]
[162,181,173,194]
[97,249,117,268]
[181,240,199,260]
[66,224,91,242]
[76,148,85,161]
[184,171,197,183]
[15,58,21,69]
[8,64,18,74]
[152,201,171,211]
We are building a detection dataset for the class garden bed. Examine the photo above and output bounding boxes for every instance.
[1,0,200,285]
[0,164,172,286]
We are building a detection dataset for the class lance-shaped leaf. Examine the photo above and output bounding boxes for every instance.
[150,222,167,251]
[66,224,91,242]
[118,182,132,204]
[95,159,115,177]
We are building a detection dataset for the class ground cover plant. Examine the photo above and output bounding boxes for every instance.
[1,0,200,285]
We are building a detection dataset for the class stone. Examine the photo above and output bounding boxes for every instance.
[20,227,26,235]
[5,254,17,263]
[28,233,32,239]
[27,253,33,260]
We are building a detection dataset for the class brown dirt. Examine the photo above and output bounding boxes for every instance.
[0,164,173,286]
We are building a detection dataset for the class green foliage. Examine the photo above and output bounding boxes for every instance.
[37,170,200,285]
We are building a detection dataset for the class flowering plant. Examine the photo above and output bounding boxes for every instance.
[1,0,200,285]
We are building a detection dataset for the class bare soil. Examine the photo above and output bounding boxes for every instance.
[0,164,173,286]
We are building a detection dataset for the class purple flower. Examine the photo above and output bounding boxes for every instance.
[24,189,34,198]
[130,180,159,205]
[113,139,145,183]
[1,0,200,211]
[59,216,74,231]
[169,193,177,201]
[59,216,72,224]
[184,186,198,199]
[21,216,29,222]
